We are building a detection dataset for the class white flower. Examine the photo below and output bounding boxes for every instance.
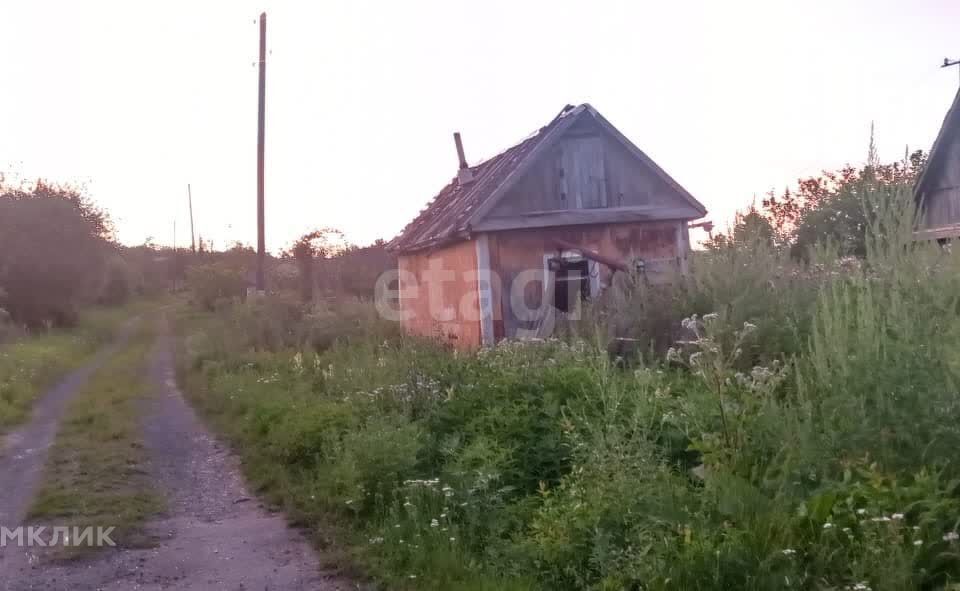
[823,522,833,529]
[703,313,719,322]
[857,508,867,515]
[781,548,796,556]
[449,537,456,542]
[892,513,904,520]
[944,531,959,542]
[430,519,439,528]
[913,540,923,546]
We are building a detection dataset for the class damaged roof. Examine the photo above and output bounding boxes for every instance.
[388,103,706,253]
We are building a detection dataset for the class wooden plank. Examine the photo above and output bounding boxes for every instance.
[551,238,628,272]
[475,234,495,347]
[473,206,700,232]
[675,221,689,275]
[914,223,960,241]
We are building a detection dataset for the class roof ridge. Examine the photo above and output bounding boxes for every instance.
[387,103,703,253]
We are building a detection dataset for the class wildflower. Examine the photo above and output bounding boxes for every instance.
[742,321,757,333]
[823,522,833,530]
[666,347,682,364]
[913,540,923,546]
[943,532,959,542]
[857,508,867,515]
[892,513,904,520]
[842,527,851,534]
[703,313,719,322]
[430,519,439,528]
[369,537,384,544]
[345,500,353,505]
[449,537,456,542]
[851,583,871,591]
[408,574,417,579]
[681,315,700,332]
[781,548,796,556]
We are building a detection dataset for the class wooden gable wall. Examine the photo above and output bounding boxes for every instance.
[486,116,683,218]
[920,126,960,231]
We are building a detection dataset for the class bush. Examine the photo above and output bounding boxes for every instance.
[0,305,19,343]
[99,257,132,306]
[178,185,960,590]
[0,181,112,328]
[186,262,246,311]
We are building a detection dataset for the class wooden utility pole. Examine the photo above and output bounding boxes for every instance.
[172,219,178,291]
[256,12,267,293]
[187,184,196,254]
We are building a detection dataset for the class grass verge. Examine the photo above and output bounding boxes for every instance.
[26,323,164,559]
[0,303,148,431]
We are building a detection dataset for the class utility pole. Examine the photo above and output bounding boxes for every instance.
[256,12,267,294]
[172,219,178,292]
[187,184,196,254]
[944,58,960,85]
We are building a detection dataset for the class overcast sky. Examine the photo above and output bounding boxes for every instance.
[3,0,959,251]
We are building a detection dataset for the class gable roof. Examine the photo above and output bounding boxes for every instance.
[916,86,960,200]
[387,104,706,253]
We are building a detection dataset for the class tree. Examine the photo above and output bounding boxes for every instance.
[0,180,114,327]
[759,132,926,258]
[284,228,346,303]
[704,204,776,251]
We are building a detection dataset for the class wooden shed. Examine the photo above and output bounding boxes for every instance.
[916,87,960,240]
[386,104,707,349]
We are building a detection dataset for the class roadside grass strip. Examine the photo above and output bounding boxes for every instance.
[25,329,163,559]
[0,304,146,432]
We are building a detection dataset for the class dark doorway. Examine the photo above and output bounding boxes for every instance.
[552,259,589,313]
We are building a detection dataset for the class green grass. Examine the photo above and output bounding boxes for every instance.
[172,188,960,590]
[0,303,145,431]
[26,324,164,559]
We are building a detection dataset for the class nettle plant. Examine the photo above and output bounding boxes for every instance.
[667,313,788,463]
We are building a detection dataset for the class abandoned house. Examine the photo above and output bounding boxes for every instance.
[386,103,708,348]
[916,87,960,240]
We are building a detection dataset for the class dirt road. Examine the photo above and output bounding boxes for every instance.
[0,321,138,545]
[0,320,357,590]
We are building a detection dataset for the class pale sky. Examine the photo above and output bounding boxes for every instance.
[3,1,959,251]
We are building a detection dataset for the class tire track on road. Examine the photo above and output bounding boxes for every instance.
[0,320,139,579]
